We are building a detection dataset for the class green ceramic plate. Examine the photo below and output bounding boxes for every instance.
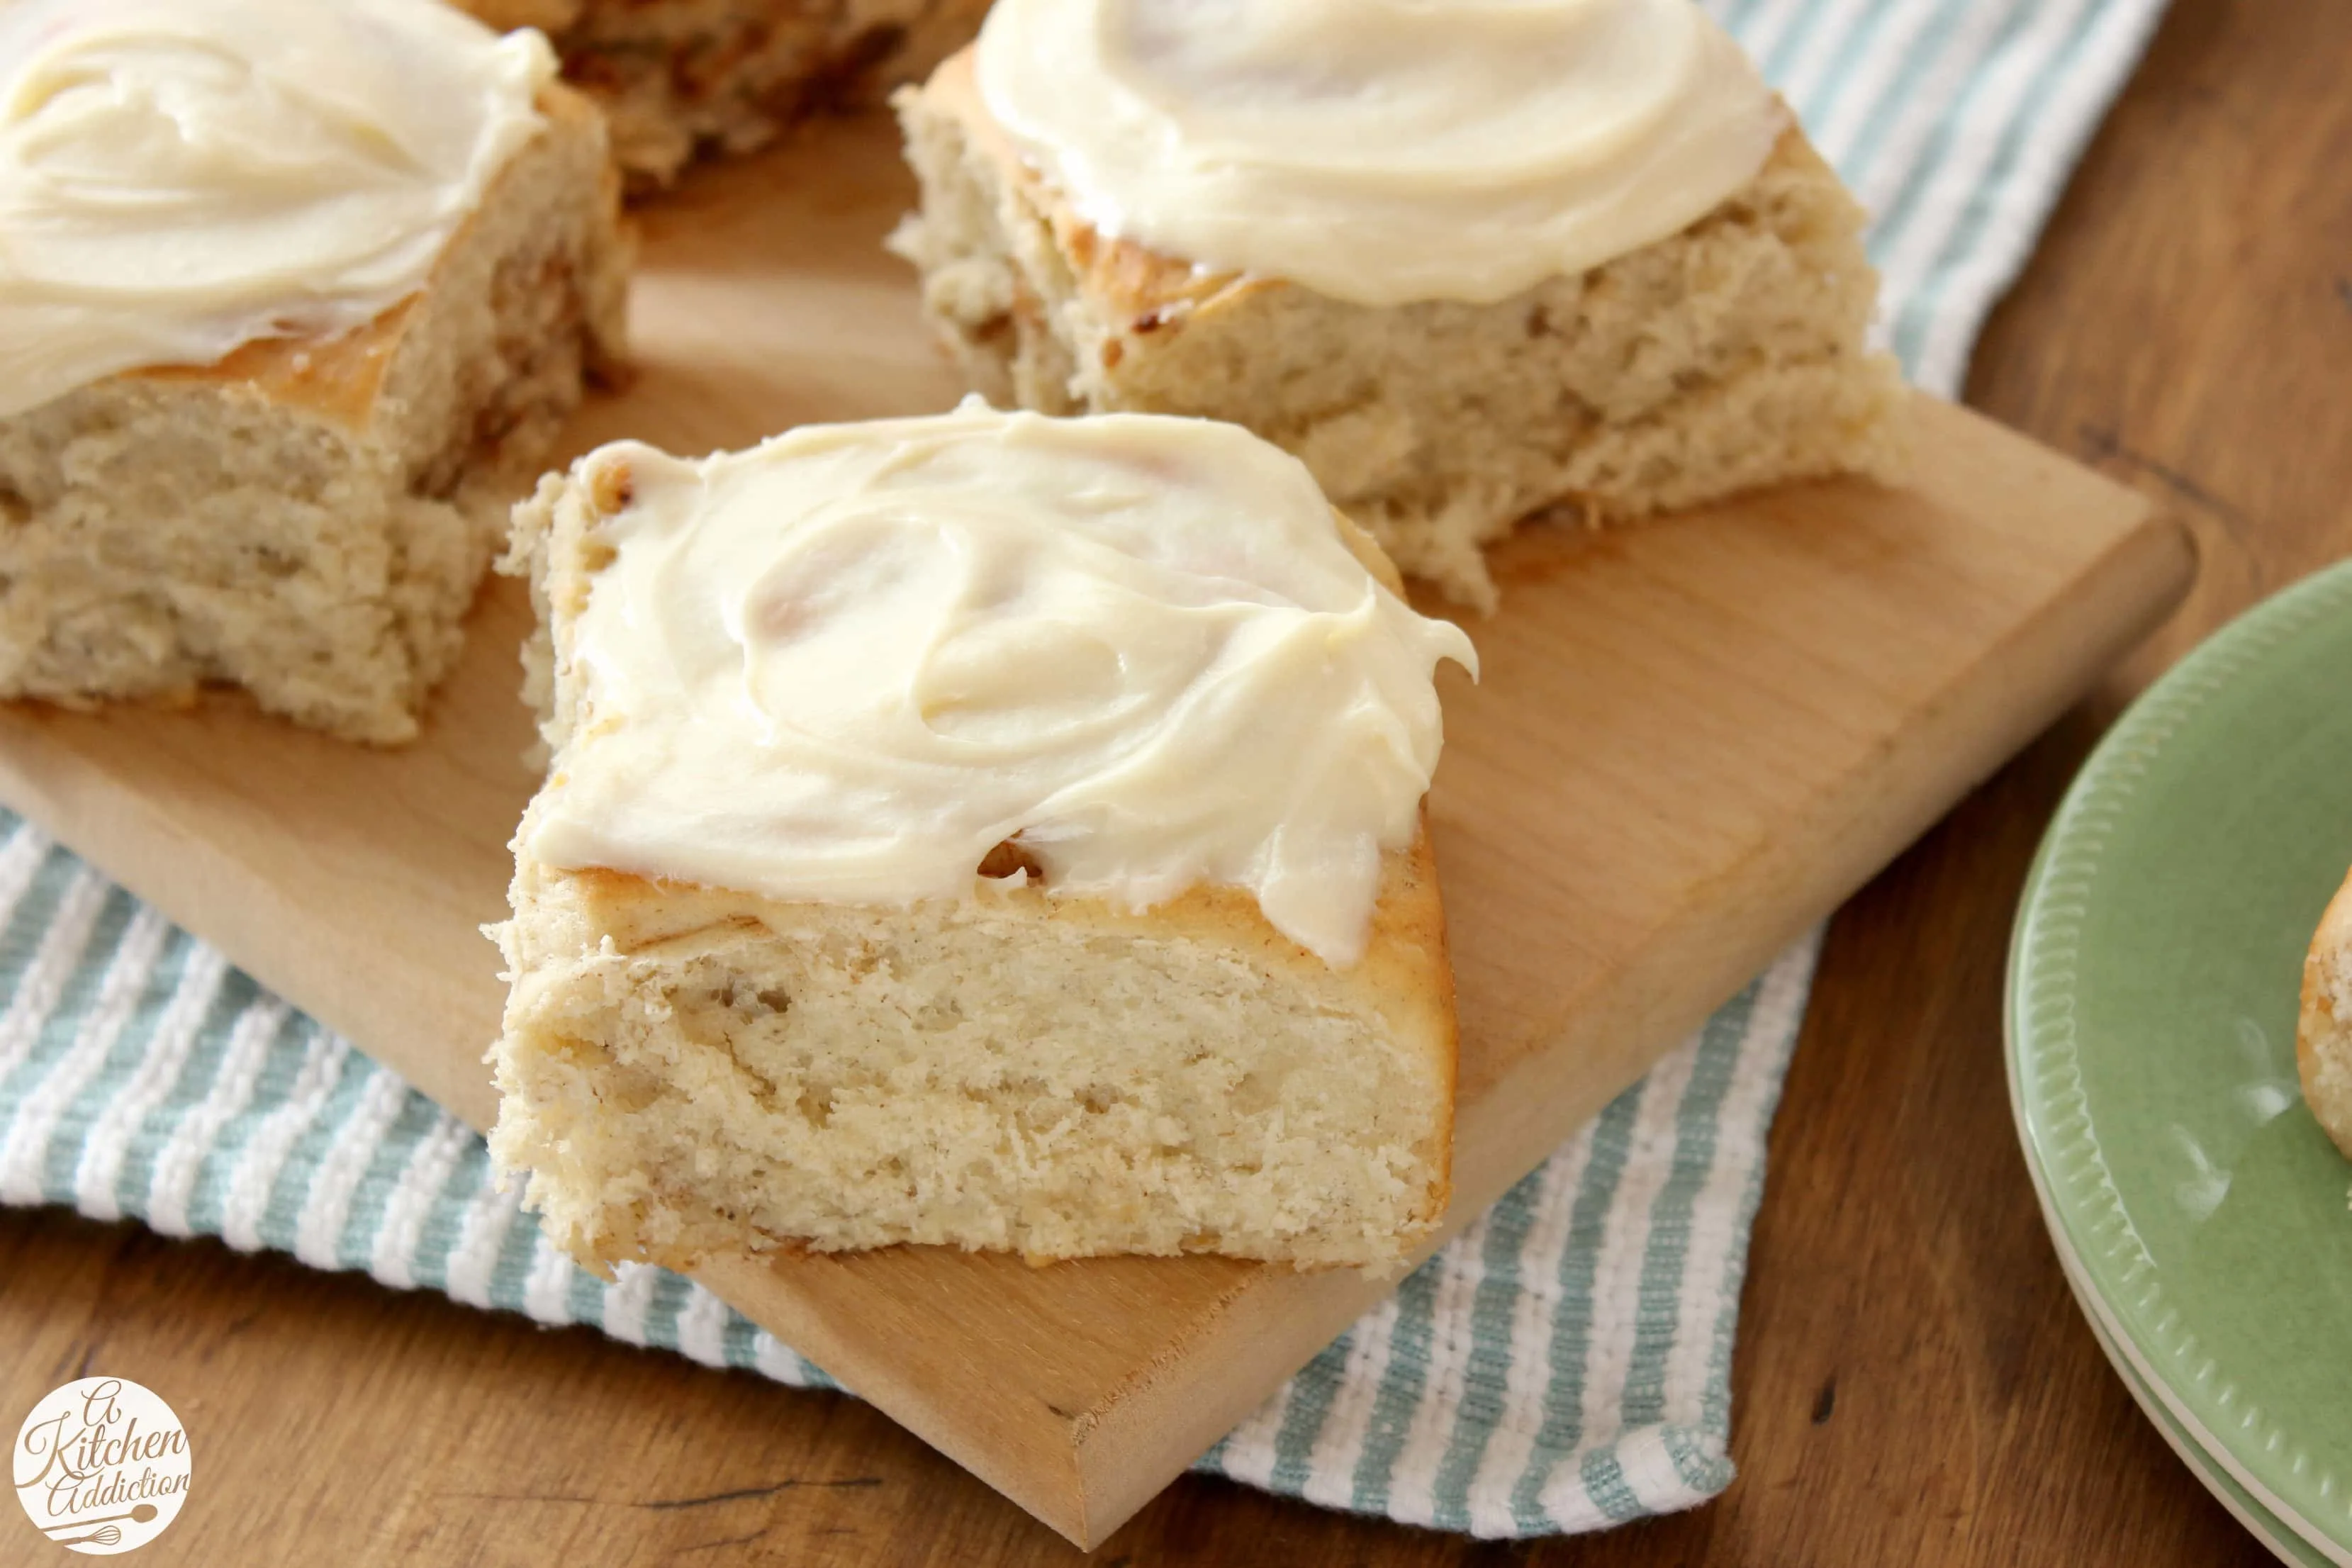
[2010,559,2352,1567]
[2046,1197,2327,1567]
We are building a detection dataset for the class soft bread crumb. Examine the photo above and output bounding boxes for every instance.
[454,0,991,188]
[0,89,629,744]
[487,856,1454,1273]
[2300,866,2352,1158]
[485,453,1459,1274]
[890,58,1908,608]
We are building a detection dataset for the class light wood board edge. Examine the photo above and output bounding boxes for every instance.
[607,403,2205,1547]
[0,398,2196,1550]
[1051,414,2195,1545]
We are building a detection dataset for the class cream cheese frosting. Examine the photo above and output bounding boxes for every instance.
[529,403,1479,967]
[973,0,1786,308]
[0,0,556,419]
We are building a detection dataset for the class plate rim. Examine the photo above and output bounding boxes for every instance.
[2007,556,2352,1562]
[2015,1077,2332,1568]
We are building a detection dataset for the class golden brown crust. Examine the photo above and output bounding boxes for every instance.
[544,810,1456,1200]
[918,50,1272,330]
[126,85,621,432]
[2299,865,2352,1158]
[0,79,629,743]
[556,817,1449,1033]
[456,0,582,27]
[503,423,1462,1268]
[519,821,1456,1269]
[458,0,990,187]
[899,50,1902,610]
[133,305,415,431]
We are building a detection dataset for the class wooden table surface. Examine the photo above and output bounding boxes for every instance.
[6,1,2348,1562]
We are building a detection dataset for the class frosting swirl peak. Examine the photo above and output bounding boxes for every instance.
[527,403,1478,967]
[975,0,1784,306]
[0,0,555,418]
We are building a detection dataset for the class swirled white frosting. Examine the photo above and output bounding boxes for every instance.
[0,0,556,418]
[528,403,1479,967]
[973,0,1784,307]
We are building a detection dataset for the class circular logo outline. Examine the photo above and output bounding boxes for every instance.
[13,1377,191,1555]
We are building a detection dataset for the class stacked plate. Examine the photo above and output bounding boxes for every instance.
[2010,560,2352,1566]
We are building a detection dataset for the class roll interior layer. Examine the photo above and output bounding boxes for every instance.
[491,411,1467,1272]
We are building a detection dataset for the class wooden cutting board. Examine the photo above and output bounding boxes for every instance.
[0,118,2192,1550]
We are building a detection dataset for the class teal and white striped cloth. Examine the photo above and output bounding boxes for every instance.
[0,0,2167,1539]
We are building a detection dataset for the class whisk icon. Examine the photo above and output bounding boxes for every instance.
[48,1523,123,1546]
[40,1501,158,1546]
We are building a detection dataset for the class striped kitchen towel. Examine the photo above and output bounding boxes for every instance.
[0,0,2168,1540]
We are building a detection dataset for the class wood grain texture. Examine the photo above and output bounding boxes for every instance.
[0,0,2336,1559]
[0,111,2188,1556]
[1641,1,2352,1564]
